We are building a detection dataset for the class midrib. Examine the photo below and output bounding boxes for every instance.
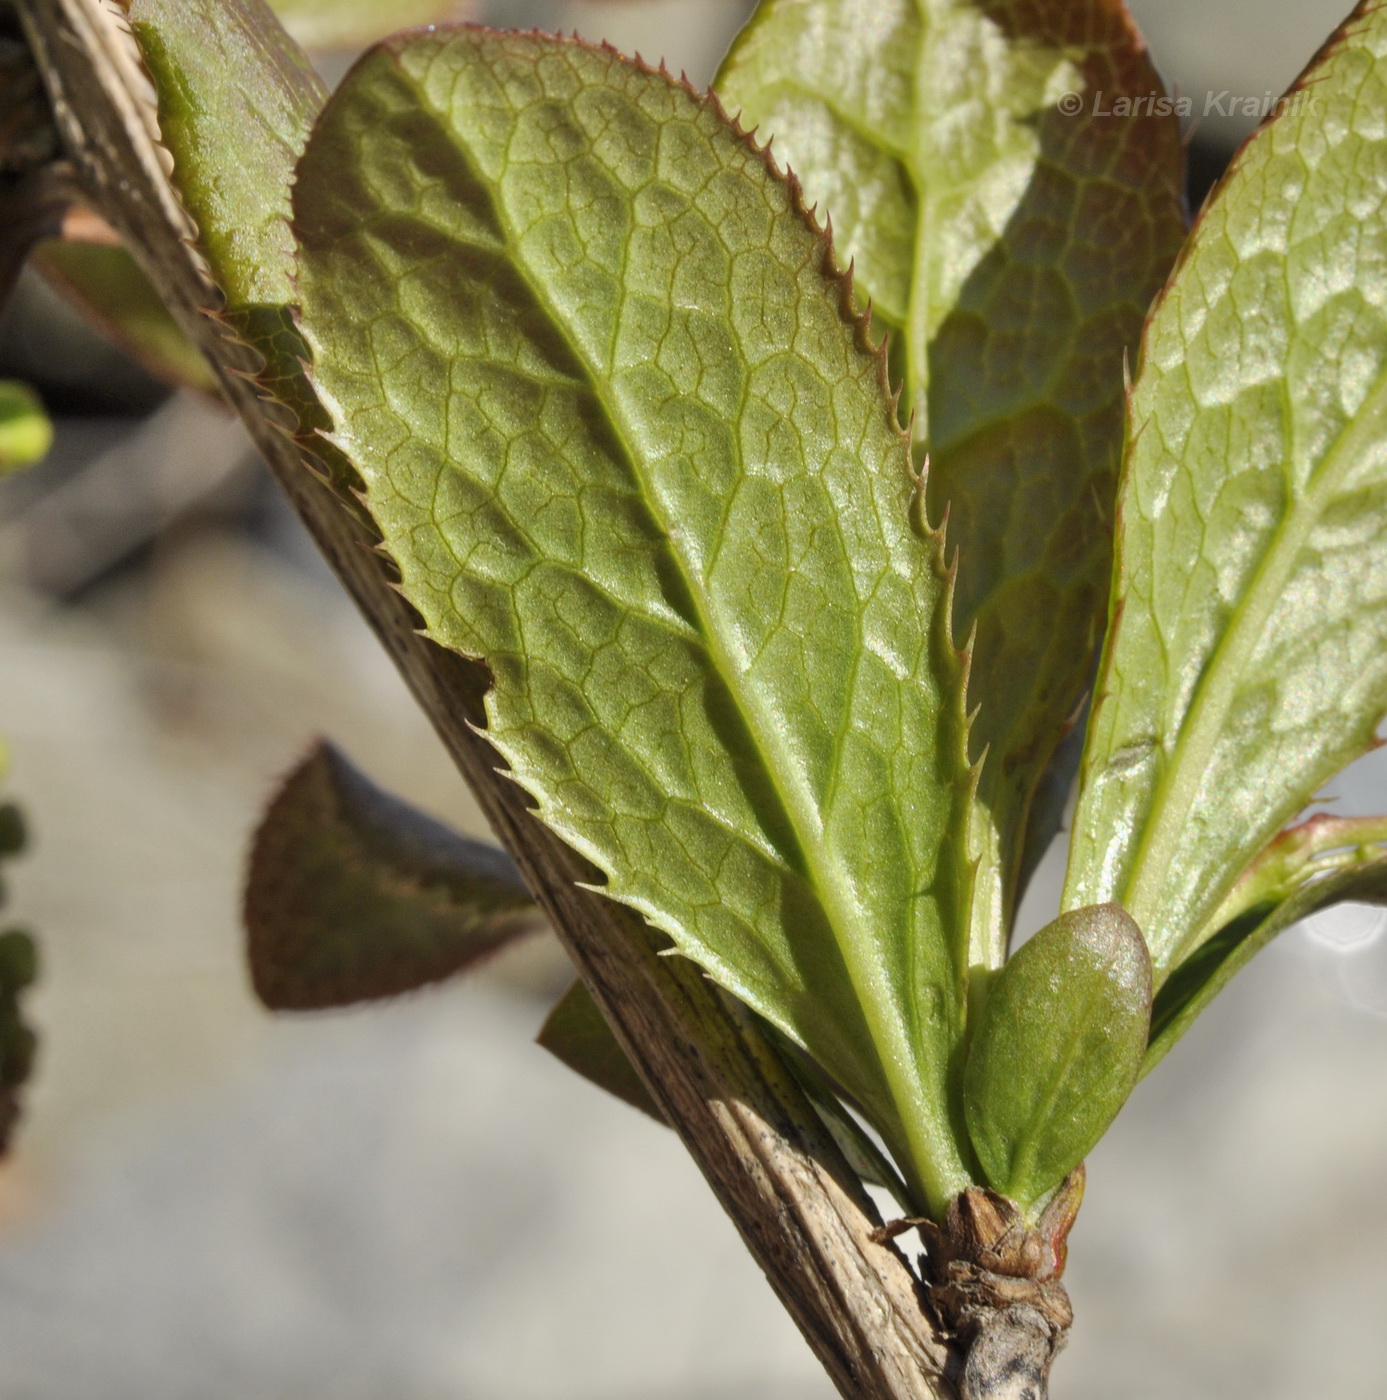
[1123,360,1387,970]
[439,99,970,1209]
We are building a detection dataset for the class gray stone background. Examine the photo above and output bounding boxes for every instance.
[1,2,1383,1396]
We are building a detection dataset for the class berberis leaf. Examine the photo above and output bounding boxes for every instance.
[717,0,1188,958]
[245,741,538,1010]
[1065,0,1387,977]
[123,0,330,433]
[125,0,324,314]
[293,29,979,1214]
[963,903,1149,1206]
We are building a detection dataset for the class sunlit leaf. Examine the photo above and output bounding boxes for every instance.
[1065,0,1387,978]
[717,0,1187,957]
[245,740,538,1009]
[963,904,1149,1207]
[294,30,979,1215]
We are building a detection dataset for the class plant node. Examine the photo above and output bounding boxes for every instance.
[921,1169,1083,1400]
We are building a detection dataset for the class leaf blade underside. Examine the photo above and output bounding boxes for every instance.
[1065,0,1387,977]
[124,0,335,442]
[293,29,979,1214]
[716,0,1188,960]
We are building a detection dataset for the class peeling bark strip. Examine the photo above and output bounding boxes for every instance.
[11,3,957,1397]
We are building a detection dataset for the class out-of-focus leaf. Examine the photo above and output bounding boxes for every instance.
[0,802,25,858]
[1146,820,1387,1072]
[0,744,37,1157]
[0,379,51,473]
[294,30,979,1216]
[0,928,37,1155]
[538,978,663,1122]
[1064,0,1387,978]
[268,0,471,51]
[717,0,1187,958]
[963,904,1149,1207]
[30,240,218,394]
[245,740,538,1010]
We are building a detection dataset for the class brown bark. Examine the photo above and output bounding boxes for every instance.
[13,2,959,1397]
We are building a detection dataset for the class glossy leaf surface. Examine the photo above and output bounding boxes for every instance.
[246,741,537,1009]
[717,0,1187,956]
[963,904,1149,1206]
[0,379,51,473]
[1065,0,1387,976]
[294,30,978,1213]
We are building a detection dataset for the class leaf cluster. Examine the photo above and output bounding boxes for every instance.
[24,0,1387,1226]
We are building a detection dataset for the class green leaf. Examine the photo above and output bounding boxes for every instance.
[127,0,325,315]
[1146,817,1387,1072]
[125,0,335,446]
[1064,0,1387,978]
[30,241,218,395]
[538,979,665,1122]
[0,379,51,474]
[716,0,1188,958]
[963,903,1150,1207]
[245,740,538,1010]
[293,30,979,1215]
[268,0,468,51]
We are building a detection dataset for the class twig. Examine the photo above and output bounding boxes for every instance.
[13,2,957,1396]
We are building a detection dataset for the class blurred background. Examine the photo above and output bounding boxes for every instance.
[2,1,1385,1397]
